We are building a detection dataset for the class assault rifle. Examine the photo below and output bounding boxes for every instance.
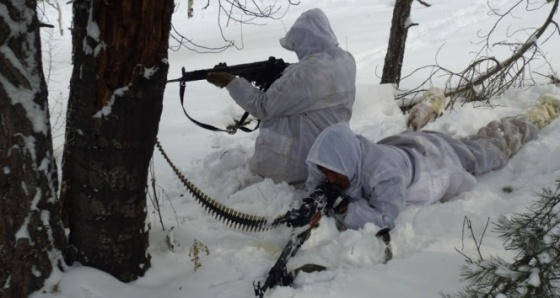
[167,56,290,134]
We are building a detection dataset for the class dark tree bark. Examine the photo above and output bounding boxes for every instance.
[60,0,174,282]
[0,0,66,297]
[381,0,415,86]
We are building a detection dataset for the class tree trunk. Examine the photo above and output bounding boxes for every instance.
[381,0,414,86]
[0,0,66,297]
[60,0,174,282]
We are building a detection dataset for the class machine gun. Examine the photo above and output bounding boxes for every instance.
[156,139,392,297]
[252,181,393,297]
[167,56,290,134]
[253,181,343,298]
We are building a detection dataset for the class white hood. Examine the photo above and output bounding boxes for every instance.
[279,8,339,60]
[306,122,363,199]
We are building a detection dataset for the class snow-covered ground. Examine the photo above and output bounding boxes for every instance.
[34,0,560,297]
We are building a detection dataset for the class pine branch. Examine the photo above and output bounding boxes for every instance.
[443,179,560,298]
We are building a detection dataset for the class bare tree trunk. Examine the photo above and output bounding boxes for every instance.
[381,0,415,86]
[60,0,174,282]
[0,0,66,297]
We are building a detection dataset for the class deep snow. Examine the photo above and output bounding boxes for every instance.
[33,0,560,297]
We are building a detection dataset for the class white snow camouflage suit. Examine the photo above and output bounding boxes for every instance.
[306,116,539,230]
[225,8,356,185]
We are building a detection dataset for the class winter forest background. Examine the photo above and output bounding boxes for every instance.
[1,0,560,297]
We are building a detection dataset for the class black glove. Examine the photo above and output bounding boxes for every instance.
[320,182,349,214]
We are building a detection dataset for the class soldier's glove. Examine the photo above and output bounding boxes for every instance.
[206,72,235,88]
[321,182,349,214]
[206,62,233,88]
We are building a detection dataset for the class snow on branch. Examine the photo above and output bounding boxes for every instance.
[399,0,559,109]
[442,179,560,298]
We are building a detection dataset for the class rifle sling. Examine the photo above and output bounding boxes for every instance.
[179,79,260,134]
